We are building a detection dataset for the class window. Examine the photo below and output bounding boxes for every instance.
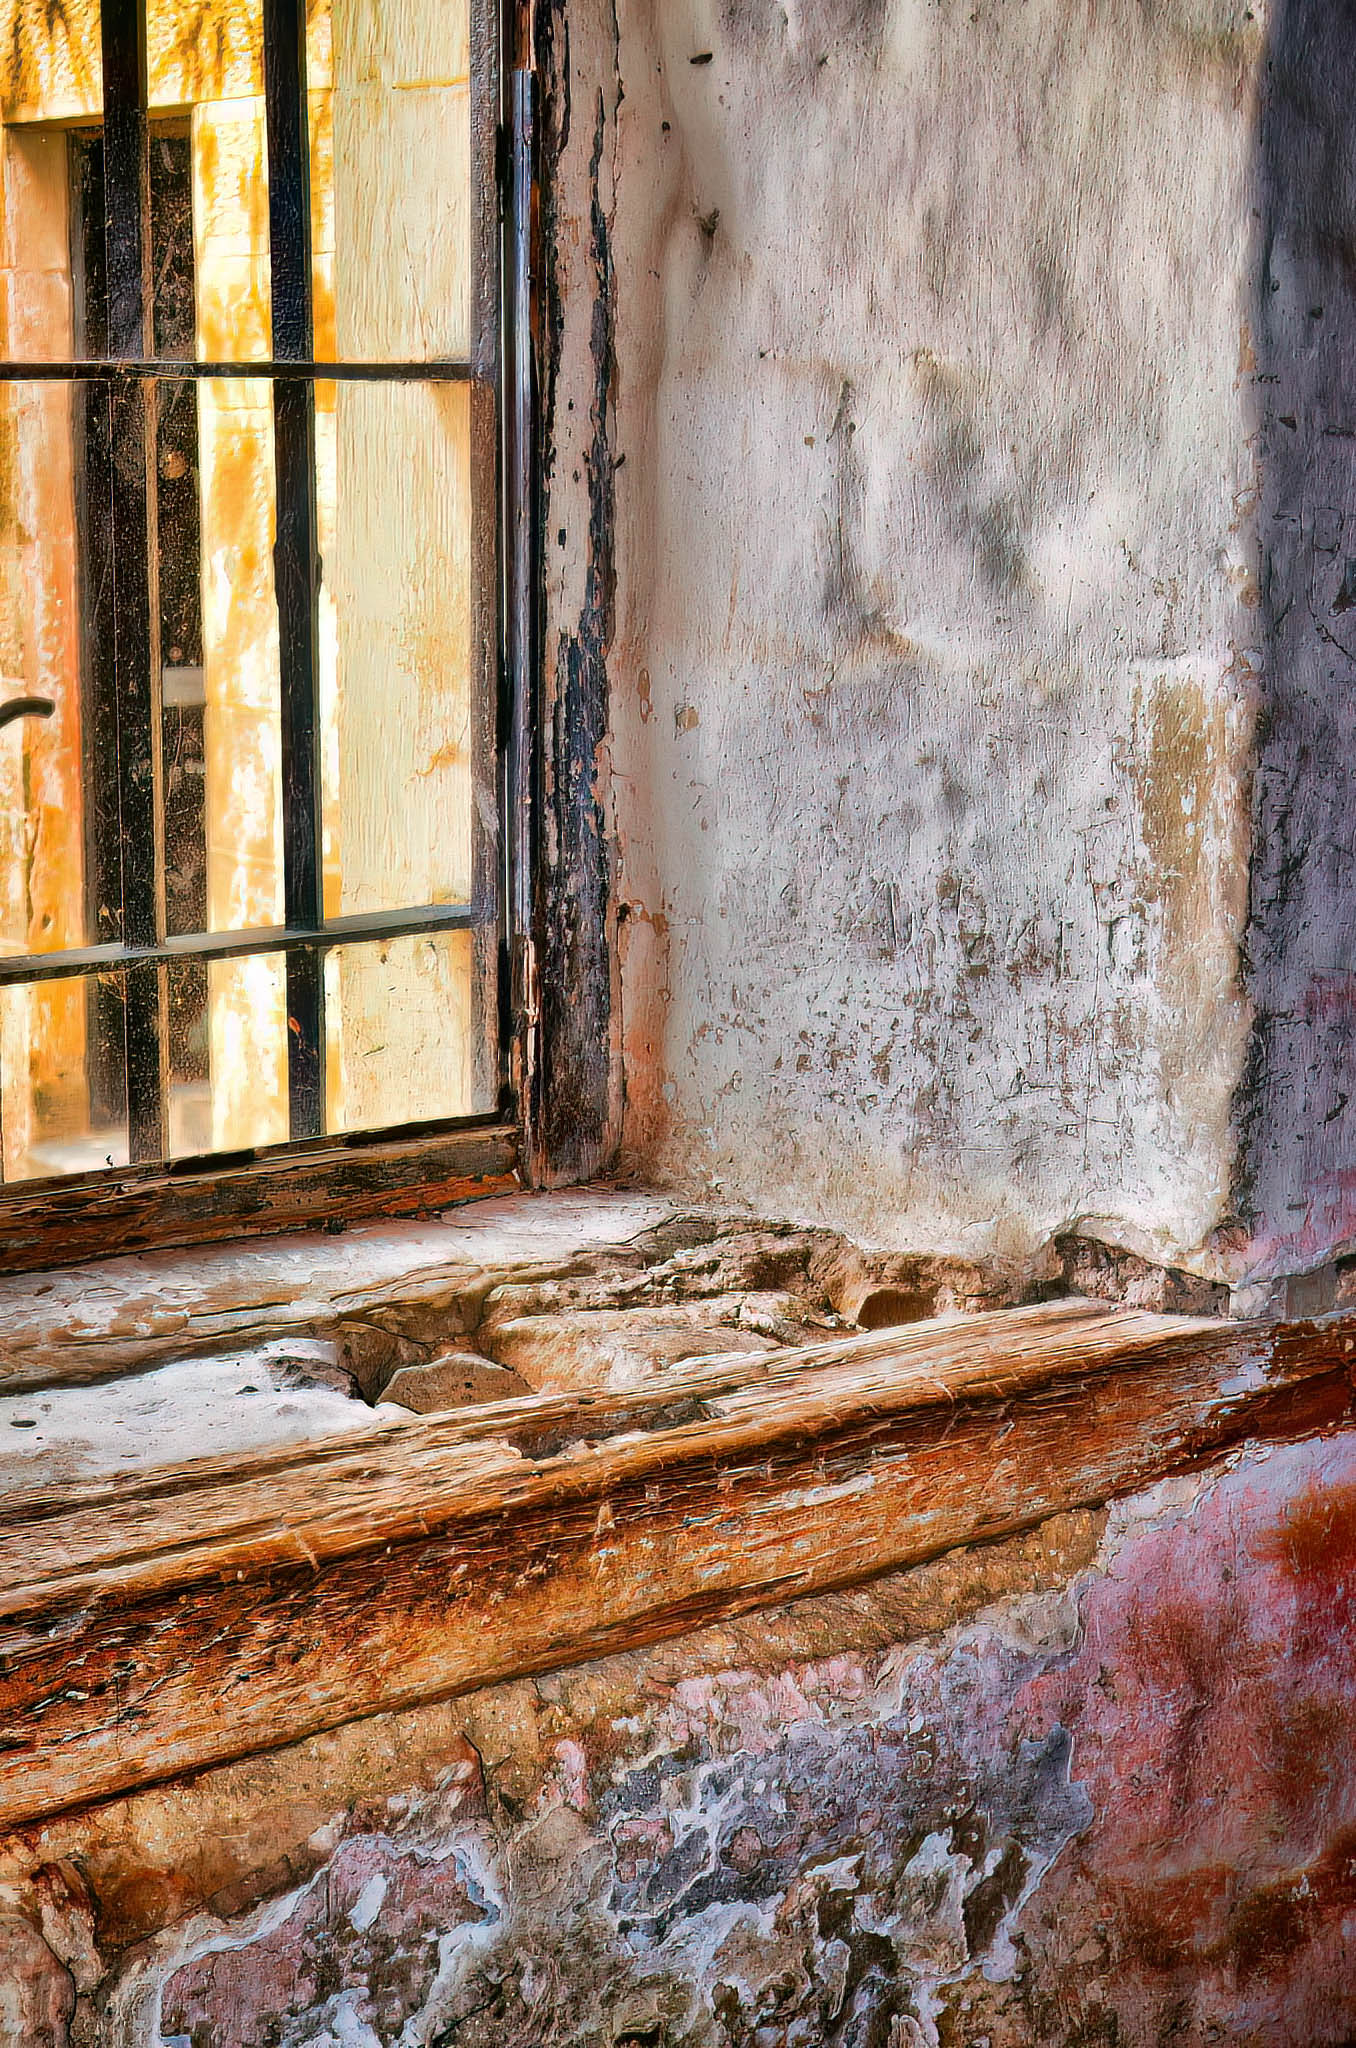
[0,0,523,1244]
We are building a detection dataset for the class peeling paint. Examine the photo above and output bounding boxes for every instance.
[3,1433,1354,2044]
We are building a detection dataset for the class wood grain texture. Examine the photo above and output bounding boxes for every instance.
[0,1123,517,1274]
[1,1296,1353,1828]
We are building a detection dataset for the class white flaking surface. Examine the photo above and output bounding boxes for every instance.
[0,1341,412,1489]
[0,1189,677,1390]
[566,0,1262,1265]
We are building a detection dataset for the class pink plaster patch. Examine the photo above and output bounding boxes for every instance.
[1016,1435,1356,2045]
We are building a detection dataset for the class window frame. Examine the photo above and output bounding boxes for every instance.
[0,0,536,1267]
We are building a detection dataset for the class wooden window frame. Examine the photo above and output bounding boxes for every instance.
[0,0,539,1274]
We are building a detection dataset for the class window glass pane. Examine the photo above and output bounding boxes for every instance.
[0,124,85,363]
[144,0,273,364]
[168,948,287,1155]
[0,378,91,958]
[319,377,476,919]
[0,360,288,964]
[193,372,284,936]
[0,0,278,369]
[0,364,483,965]
[0,0,101,131]
[187,66,273,364]
[147,0,261,111]
[310,0,472,362]
[0,0,498,1187]
[324,929,489,1134]
[0,970,128,1180]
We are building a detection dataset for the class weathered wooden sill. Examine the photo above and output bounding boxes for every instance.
[1,1296,1353,1831]
[0,1121,519,1276]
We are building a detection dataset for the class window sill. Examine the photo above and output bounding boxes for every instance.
[1,1289,1352,1830]
[0,1120,519,1276]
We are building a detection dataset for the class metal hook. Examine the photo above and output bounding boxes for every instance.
[0,697,55,730]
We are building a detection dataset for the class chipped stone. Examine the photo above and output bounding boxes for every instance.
[481,1304,781,1393]
[379,1352,533,1414]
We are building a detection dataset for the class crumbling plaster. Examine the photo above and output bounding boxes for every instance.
[4,1429,1354,2045]
[538,0,1356,1285]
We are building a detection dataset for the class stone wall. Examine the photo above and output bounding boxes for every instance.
[3,1425,1353,2045]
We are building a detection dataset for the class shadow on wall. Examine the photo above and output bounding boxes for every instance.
[1241,0,1356,1287]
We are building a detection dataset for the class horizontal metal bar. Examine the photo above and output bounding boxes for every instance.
[0,358,474,383]
[0,903,484,985]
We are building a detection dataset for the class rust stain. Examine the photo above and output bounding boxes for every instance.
[1261,1471,1356,1585]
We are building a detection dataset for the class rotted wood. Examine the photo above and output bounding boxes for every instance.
[531,0,618,1185]
[0,1125,518,1276]
[0,1297,1353,1829]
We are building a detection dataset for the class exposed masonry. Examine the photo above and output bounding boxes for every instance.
[3,1433,1354,2046]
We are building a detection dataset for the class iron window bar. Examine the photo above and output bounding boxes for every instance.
[101,0,168,1161]
[0,0,509,1180]
[0,905,483,986]
[0,360,474,381]
[265,0,325,1141]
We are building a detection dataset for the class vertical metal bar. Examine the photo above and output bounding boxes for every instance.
[262,0,310,365]
[101,0,148,364]
[262,0,325,1139]
[504,64,540,1165]
[101,0,168,1161]
[70,136,129,1127]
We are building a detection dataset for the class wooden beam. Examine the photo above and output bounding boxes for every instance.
[0,1123,518,1274]
[0,1298,1352,1829]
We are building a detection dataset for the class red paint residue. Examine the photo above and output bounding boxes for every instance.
[1015,1436,1356,2045]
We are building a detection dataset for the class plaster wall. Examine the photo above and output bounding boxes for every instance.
[539,0,1356,1283]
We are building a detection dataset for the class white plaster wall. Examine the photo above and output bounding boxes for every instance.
[586,0,1268,1263]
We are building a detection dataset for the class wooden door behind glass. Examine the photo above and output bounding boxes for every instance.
[0,0,500,1184]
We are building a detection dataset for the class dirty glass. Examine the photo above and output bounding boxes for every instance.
[318,377,474,919]
[324,930,487,1133]
[0,378,90,959]
[146,0,273,363]
[167,949,288,1155]
[309,0,473,362]
[0,0,493,1185]
[0,971,129,1181]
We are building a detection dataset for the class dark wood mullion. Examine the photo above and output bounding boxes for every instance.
[262,0,326,1140]
[468,0,505,1115]
[100,0,168,1163]
[504,62,541,1160]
